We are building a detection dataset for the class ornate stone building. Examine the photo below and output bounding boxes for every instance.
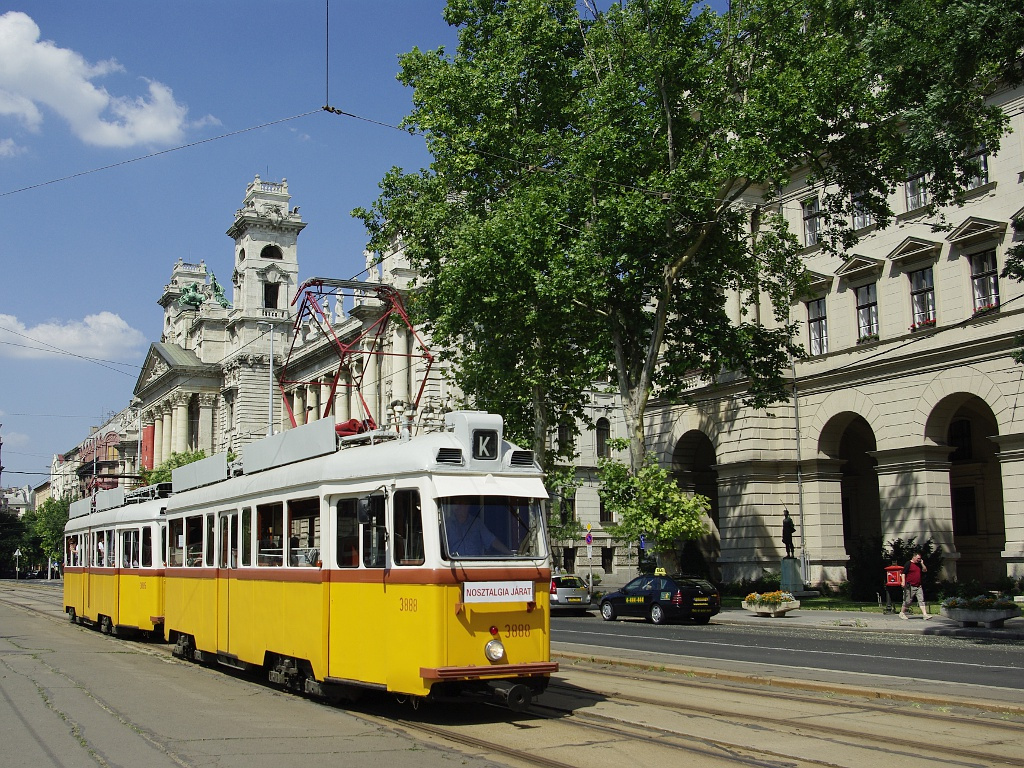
[567,83,1024,587]
[131,175,445,470]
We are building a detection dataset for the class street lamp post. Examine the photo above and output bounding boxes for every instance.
[256,322,276,437]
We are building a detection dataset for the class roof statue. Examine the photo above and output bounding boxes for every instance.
[210,273,232,308]
[177,283,204,309]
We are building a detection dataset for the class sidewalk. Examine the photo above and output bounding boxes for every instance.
[712,604,1024,639]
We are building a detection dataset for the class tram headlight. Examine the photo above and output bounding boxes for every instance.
[484,638,505,662]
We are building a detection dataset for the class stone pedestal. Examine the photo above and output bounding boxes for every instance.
[781,557,803,593]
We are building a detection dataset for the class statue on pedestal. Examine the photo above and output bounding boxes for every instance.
[782,509,796,559]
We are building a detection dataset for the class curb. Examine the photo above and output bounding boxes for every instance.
[552,649,1024,716]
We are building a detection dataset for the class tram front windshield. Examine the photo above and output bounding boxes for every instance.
[440,495,546,560]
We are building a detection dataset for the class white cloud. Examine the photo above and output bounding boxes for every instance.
[0,137,22,156]
[0,11,200,148]
[0,312,146,361]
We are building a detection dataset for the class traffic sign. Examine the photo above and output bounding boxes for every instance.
[586,523,591,531]
[585,532,593,545]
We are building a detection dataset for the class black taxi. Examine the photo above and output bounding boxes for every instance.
[599,570,720,624]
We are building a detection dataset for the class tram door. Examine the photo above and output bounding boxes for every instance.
[217,511,237,651]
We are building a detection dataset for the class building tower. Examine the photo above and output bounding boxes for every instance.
[223,176,307,444]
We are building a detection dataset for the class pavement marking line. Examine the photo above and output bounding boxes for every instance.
[551,628,1024,672]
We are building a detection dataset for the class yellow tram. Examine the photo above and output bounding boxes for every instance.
[63,485,167,637]
[65,411,556,709]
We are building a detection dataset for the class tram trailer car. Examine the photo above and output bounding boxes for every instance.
[63,487,167,638]
[69,411,556,710]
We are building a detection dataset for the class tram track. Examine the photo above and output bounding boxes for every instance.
[7,583,1024,768]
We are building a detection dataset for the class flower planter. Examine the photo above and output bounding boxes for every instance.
[742,599,800,617]
[940,605,1021,628]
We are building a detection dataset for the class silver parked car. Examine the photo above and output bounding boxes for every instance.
[549,574,592,614]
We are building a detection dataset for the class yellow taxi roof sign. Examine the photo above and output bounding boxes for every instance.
[654,567,666,575]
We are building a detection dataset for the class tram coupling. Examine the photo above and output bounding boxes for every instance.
[486,680,533,712]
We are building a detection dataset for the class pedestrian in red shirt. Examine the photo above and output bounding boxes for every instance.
[899,552,931,620]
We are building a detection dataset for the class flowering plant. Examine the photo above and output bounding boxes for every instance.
[909,318,936,331]
[941,595,1017,610]
[973,303,998,317]
[744,591,796,607]
[856,333,879,345]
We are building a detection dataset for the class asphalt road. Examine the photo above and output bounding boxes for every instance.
[552,610,1024,692]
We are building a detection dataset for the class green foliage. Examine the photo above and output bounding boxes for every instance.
[140,450,207,486]
[598,439,709,554]
[32,497,70,564]
[719,570,782,596]
[356,0,1021,473]
[545,464,584,545]
[0,506,27,570]
[15,507,44,569]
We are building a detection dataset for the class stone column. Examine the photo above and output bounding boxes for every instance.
[160,403,173,465]
[350,359,365,422]
[295,388,307,426]
[173,395,189,454]
[152,411,164,469]
[992,433,1024,579]
[392,326,410,405]
[307,382,320,421]
[362,342,378,425]
[798,458,848,584]
[198,393,216,454]
[335,370,351,422]
[872,445,957,579]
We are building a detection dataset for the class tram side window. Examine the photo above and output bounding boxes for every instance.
[240,508,252,566]
[336,499,359,568]
[121,529,140,568]
[169,519,183,566]
[362,495,386,568]
[95,530,114,567]
[287,497,320,567]
[204,513,216,567]
[257,502,284,566]
[66,535,80,566]
[141,527,153,567]
[185,516,203,567]
[219,513,236,568]
[393,490,424,566]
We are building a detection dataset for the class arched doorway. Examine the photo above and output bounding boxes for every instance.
[838,416,881,545]
[939,396,1005,583]
[672,430,720,579]
[819,412,881,553]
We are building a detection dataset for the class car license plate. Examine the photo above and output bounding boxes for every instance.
[567,597,581,603]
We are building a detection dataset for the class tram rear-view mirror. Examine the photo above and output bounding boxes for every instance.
[357,498,372,525]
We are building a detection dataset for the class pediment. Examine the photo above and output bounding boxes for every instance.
[133,342,205,397]
[802,270,833,296]
[886,237,941,267]
[946,216,1006,247]
[836,255,884,283]
[1012,206,1024,232]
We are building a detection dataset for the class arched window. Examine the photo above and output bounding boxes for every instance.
[260,244,283,260]
[238,248,245,261]
[596,418,611,458]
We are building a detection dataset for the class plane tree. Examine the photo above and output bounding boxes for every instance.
[357,0,1023,482]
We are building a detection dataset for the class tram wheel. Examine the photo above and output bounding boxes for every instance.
[67,608,77,624]
[100,616,113,635]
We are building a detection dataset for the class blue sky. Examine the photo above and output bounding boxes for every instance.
[0,2,459,485]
